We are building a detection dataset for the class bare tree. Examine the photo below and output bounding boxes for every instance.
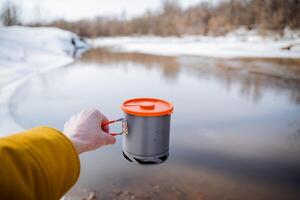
[1,1,21,26]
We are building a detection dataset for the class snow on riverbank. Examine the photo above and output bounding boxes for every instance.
[93,28,300,59]
[0,26,89,85]
[0,26,89,135]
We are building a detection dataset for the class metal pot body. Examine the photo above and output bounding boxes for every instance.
[122,113,171,165]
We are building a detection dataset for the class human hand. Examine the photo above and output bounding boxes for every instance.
[63,109,116,154]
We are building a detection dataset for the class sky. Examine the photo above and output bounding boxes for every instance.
[0,0,220,23]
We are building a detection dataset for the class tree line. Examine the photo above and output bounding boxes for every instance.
[2,0,300,37]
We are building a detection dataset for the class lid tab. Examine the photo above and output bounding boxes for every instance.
[140,102,155,109]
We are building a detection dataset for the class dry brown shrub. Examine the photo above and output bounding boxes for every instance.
[32,0,300,37]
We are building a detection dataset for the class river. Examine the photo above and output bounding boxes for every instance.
[8,48,300,200]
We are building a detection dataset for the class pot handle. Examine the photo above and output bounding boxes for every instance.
[101,118,128,136]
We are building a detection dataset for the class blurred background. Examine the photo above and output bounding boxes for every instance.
[1,0,300,36]
[1,0,300,200]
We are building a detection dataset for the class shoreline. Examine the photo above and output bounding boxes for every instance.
[92,28,300,59]
[0,26,89,136]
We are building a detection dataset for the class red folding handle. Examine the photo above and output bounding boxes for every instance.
[101,118,124,136]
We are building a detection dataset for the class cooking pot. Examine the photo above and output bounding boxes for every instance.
[103,97,173,165]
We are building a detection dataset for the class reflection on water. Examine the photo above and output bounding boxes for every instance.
[80,48,181,81]
[82,48,300,103]
[8,49,300,199]
[182,57,300,104]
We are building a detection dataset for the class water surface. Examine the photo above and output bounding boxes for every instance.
[9,49,300,199]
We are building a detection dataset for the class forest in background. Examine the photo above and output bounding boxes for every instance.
[2,0,300,37]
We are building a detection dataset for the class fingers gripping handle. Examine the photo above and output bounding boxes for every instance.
[101,118,128,136]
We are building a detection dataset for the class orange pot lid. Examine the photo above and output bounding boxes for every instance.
[121,98,173,117]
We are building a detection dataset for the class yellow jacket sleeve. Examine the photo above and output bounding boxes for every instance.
[0,126,80,200]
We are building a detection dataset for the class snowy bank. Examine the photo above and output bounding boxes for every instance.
[92,28,300,59]
[0,26,89,135]
[0,26,89,85]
